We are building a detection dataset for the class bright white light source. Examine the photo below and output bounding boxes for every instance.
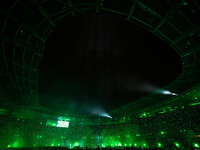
[162,90,171,95]
[101,113,112,119]
[162,90,177,96]
[156,89,177,96]
[57,121,69,128]
[171,93,177,96]
[90,107,112,118]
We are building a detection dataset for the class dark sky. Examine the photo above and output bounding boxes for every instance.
[38,14,183,115]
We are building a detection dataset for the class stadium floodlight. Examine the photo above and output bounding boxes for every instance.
[156,89,178,96]
[101,113,112,119]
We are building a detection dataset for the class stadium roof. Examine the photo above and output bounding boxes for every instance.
[0,0,200,118]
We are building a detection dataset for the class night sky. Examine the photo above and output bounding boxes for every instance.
[39,14,183,115]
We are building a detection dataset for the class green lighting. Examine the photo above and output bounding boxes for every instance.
[136,134,140,136]
[157,143,162,147]
[161,131,165,134]
[143,113,147,117]
[134,143,137,147]
[118,143,122,146]
[74,142,79,146]
[194,143,200,148]
[58,117,70,120]
[13,141,18,148]
[51,144,54,146]
[7,145,11,148]
[124,143,127,146]
[37,135,42,138]
[189,102,200,106]
[46,120,57,127]
[175,142,180,147]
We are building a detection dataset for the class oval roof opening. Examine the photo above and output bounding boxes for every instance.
[39,14,183,114]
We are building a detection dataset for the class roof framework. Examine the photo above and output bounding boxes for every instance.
[0,0,200,116]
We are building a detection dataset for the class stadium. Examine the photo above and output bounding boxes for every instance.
[0,0,200,149]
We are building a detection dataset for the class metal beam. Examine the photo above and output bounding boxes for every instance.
[57,0,75,16]
[101,7,127,17]
[0,9,46,43]
[96,0,100,13]
[2,18,11,85]
[7,0,19,13]
[167,21,183,34]
[0,58,38,71]
[127,0,137,20]
[13,26,22,93]
[171,27,194,45]
[153,5,178,33]
[137,1,161,18]
[37,5,55,27]
[1,33,43,55]
[68,0,75,16]
[182,44,200,57]
[21,23,45,43]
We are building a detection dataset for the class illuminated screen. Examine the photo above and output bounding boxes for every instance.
[46,120,69,128]
[57,121,69,128]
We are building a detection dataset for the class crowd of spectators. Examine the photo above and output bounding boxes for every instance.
[0,105,199,149]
